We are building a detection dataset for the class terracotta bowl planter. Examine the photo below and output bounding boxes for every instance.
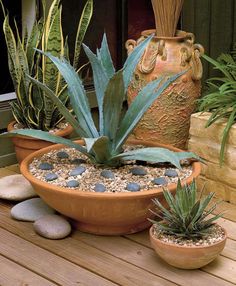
[20,139,201,235]
[7,121,73,164]
[149,225,227,269]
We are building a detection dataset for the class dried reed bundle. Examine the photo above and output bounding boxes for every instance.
[151,0,184,37]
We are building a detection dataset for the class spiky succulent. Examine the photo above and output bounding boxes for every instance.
[0,0,92,130]
[1,34,200,167]
[150,179,222,238]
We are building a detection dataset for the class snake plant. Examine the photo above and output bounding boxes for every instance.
[199,50,236,165]
[150,179,222,238]
[0,0,93,130]
[2,34,200,167]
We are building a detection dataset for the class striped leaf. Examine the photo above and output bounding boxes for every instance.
[73,0,93,69]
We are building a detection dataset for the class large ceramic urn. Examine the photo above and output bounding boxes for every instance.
[126,29,204,149]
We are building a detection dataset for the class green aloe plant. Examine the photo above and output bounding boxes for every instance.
[150,179,222,238]
[0,0,93,130]
[199,50,236,165]
[1,34,200,167]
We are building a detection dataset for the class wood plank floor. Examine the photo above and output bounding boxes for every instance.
[0,165,236,286]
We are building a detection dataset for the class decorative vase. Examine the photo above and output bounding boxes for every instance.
[126,29,204,149]
[20,139,201,236]
[149,225,227,269]
[7,121,73,164]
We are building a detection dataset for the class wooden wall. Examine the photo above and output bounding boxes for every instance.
[182,0,236,80]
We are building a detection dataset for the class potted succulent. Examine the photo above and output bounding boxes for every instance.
[0,0,93,163]
[188,49,236,204]
[149,179,227,269]
[1,34,201,235]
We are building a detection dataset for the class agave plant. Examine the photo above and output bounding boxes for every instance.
[1,34,200,168]
[0,0,92,130]
[199,50,236,165]
[150,179,222,238]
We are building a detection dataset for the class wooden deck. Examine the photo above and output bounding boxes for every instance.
[0,165,236,286]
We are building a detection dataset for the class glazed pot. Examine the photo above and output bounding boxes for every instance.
[126,30,204,149]
[20,139,201,235]
[7,121,73,164]
[149,225,227,269]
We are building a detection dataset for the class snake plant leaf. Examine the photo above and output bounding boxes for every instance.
[84,136,111,163]
[28,75,88,137]
[97,33,115,79]
[10,101,26,126]
[73,0,93,69]
[103,70,125,140]
[82,43,109,135]
[113,147,199,169]
[36,50,99,137]
[2,129,91,157]
[123,35,153,91]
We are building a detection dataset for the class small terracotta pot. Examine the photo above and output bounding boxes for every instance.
[7,121,73,164]
[20,139,201,235]
[149,225,227,269]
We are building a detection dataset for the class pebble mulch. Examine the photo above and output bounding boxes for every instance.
[29,147,193,193]
[153,224,226,247]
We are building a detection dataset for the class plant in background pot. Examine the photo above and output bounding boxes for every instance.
[149,179,227,269]
[1,34,201,235]
[0,0,93,163]
[125,0,204,149]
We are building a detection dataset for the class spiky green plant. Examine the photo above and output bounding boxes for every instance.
[149,179,222,238]
[199,50,236,165]
[0,0,93,130]
[1,34,200,168]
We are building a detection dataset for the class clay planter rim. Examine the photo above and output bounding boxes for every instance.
[149,224,227,250]
[20,138,201,198]
[7,120,73,140]
[141,29,188,40]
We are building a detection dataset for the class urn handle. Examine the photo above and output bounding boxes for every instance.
[191,43,205,81]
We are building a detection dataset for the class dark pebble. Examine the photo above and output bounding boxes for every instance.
[152,177,167,185]
[71,158,86,165]
[100,170,115,179]
[130,167,147,176]
[126,182,141,192]
[39,162,53,170]
[94,183,106,192]
[57,151,69,159]
[70,166,86,176]
[66,180,79,188]
[45,173,58,181]
[164,169,178,178]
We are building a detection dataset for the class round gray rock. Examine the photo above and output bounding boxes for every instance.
[33,214,71,239]
[11,198,55,222]
[0,174,37,201]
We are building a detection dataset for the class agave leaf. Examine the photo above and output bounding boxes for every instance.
[28,75,88,137]
[84,136,111,163]
[103,70,125,140]
[113,147,199,169]
[97,33,115,79]
[37,50,99,137]
[123,35,153,91]
[2,129,91,157]
[114,72,185,151]
[163,190,183,220]
[73,0,93,69]
[82,43,109,135]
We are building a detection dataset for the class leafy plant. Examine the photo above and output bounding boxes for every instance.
[149,179,222,238]
[1,34,200,168]
[0,0,93,130]
[199,51,236,165]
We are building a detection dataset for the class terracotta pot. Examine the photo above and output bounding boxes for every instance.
[20,139,201,235]
[149,225,227,269]
[7,121,73,164]
[126,30,204,149]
